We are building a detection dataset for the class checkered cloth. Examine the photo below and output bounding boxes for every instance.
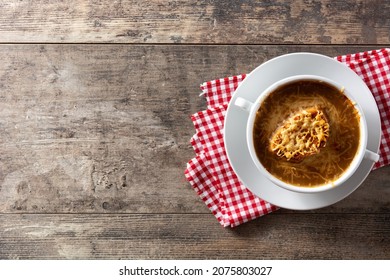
[185,48,390,227]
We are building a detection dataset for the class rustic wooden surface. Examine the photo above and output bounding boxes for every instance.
[0,1,389,259]
[1,0,390,44]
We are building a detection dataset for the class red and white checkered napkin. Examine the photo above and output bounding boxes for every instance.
[185,48,390,227]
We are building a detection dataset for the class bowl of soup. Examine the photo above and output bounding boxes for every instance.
[234,75,380,193]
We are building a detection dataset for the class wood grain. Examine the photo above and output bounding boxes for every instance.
[0,0,389,44]
[1,44,389,215]
[0,213,388,259]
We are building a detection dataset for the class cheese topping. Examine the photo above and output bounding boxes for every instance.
[269,108,329,161]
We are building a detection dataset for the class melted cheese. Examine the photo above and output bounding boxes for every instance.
[269,108,329,161]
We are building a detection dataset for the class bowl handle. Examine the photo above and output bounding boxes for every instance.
[364,149,380,162]
[234,97,253,113]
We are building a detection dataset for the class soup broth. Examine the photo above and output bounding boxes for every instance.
[253,80,360,187]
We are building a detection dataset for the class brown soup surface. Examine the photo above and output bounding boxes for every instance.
[253,80,360,187]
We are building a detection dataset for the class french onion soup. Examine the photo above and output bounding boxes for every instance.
[253,80,361,187]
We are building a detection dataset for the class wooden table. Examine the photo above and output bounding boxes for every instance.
[0,0,389,259]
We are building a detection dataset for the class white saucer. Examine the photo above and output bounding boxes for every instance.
[224,52,382,210]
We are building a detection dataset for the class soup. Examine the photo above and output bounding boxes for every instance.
[253,80,361,187]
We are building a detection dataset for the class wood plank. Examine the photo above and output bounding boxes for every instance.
[0,44,389,214]
[0,213,388,259]
[0,0,389,44]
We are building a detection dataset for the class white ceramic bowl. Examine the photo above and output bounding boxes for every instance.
[234,74,380,193]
